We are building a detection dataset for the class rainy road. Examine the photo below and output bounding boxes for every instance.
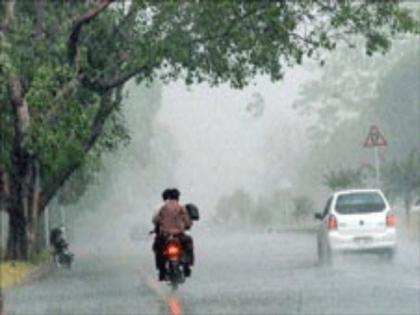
[4,226,420,315]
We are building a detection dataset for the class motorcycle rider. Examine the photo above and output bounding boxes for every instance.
[152,188,194,281]
[49,226,69,264]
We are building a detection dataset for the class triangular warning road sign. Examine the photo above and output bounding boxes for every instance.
[363,125,387,148]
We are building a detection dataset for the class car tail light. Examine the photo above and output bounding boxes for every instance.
[386,213,396,227]
[327,215,338,230]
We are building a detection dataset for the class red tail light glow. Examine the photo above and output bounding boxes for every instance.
[168,297,182,315]
[327,215,338,230]
[164,242,181,259]
[386,213,396,227]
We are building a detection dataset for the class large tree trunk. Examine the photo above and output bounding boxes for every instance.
[6,203,28,260]
[5,78,34,260]
[27,159,41,257]
[5,156,41,260]
[5,151,30,260]
[5,172,41,259]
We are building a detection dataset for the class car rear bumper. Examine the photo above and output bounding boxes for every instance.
[327,229,396,251]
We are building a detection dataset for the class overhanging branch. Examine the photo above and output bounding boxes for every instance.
[81,64,151,92]
[68,0,114,69]
[34,0,44,38]
[0,0,15,33]
[39,90,118,211]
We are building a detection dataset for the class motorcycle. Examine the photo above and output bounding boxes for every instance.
[163,235,187,290]
[151,202,199,289]
[52,239,74,269]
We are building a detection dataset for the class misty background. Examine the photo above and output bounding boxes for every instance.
[21,37,417,246]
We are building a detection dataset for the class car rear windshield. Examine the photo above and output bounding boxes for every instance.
[335,192,386,214]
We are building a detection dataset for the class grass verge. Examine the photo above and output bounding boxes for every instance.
[0,250,50,289]
[0,261,36,288]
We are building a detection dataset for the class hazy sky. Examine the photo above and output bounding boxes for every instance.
[159,66,313,211]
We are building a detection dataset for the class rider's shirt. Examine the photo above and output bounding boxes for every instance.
[153,200,191,235]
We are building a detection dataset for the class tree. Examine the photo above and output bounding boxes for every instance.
[382,150,420,217]
[323,168,366,191]
[374,49,420,162]
[293,35,419,200]
[0,1,418,259]
[295,39,419,157]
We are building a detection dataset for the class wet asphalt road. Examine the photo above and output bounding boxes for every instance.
[4,226,420,315]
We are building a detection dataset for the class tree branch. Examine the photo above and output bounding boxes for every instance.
[0,0,15,33]
[44,77,80,125]
[9,78,32,227]
[34,0,44,38]
[10,79,30,142]
[68,0,114,69]
[116,0,140,32]
[39,90,119,211]
[81,64,151,92]
[82,4,264,92]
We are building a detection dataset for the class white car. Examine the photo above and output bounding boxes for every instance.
[315,189,396,263]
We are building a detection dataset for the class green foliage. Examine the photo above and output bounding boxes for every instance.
[323,168,366,191]
[0,106,13,171]
[25,65,97,177]
[56,165,96,206]
[382,150,420,212]
[0,34,13,170]
[97,110,131,152]
[374,49,420,161]
[294,36,419,198]
[78,1,420,88]
[1,0,418,213]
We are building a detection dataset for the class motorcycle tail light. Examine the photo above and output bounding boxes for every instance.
[327,215,338,230]
[386,213,396,227]
[165,242,181,259]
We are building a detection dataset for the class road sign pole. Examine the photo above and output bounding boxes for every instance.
[374,146,381,187]
[364,125,386,187]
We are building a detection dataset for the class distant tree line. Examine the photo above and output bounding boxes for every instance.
[0,1,417,260]
[212,189,315,227]
[322,149,420,216]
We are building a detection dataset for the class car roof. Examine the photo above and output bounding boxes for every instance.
[333,188,384,198]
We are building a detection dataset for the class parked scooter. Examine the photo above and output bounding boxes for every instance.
[50,226,74,269]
